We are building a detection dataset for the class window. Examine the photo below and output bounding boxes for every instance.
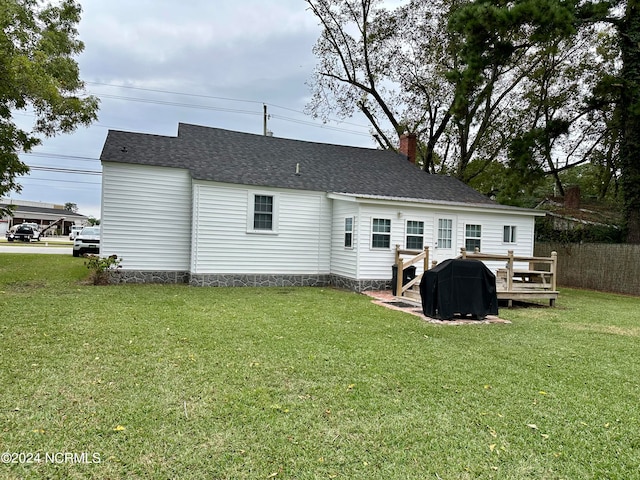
[437,218,452,249]
[406,220,424,250]
[503,225,517,243]
[371,218,391,249]
[465,224,482,251]
[253,195,273,230]
[344,217,354,248]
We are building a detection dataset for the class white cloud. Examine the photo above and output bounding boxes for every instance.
[14,0,375,217]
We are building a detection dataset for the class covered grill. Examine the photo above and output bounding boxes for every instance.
[420,259,498,320]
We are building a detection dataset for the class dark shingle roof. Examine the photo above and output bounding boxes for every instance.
[99,123,496,206]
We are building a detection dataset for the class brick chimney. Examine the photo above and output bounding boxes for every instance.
[399,133,417,164]
[564,185,581,209]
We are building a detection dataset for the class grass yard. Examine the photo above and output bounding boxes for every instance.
[1,254,639,479]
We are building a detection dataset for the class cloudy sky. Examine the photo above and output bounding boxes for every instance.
[12,0,405,218]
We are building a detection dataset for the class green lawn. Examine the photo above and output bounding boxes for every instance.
[1,254,639,479]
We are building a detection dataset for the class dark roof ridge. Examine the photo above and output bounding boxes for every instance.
[176,122,391,153]
[100,123,497,206]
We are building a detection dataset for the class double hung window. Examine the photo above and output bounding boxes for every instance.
[406,220,424,250]
[372,218,391,249]
[344,217,354,248]
[465,224,482,251]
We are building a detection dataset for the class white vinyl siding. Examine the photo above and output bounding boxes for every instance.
[355,205,433,280]
[346,200,537,281]
[330,200,359,279]
[456,211,536,272]
[455,212,533,257]
[101,163,192,270]
[192,182,331,274]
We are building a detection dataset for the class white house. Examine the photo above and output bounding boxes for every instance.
[99,124,543,291]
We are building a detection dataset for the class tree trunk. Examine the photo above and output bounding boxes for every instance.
[620,0,640,243]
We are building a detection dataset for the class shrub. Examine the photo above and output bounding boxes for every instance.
[84,254,121,285]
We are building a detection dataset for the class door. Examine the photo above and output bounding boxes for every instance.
[433,216,457,264]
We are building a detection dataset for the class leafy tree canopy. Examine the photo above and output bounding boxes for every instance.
[0,0,98,217]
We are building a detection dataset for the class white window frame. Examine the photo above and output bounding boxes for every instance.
[247,192,279,234]
[371,218,391,249]
[344,217,354,249]
[405,220,424,250]
[465,224,482,252]
[503,225,517,244]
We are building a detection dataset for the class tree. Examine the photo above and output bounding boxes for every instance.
[305,0,574,179]
[64,201,78,213]
[451,0,640,241]
[0,0,99,217]
[305,0,466,172]
[617,0,640,242]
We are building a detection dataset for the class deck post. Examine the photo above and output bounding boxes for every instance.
[396,256,404,298]
[395,244,400,266]
[507,250,514,292]
[423,246,429,272]
[460,247,467,259]
[550,251,558,306]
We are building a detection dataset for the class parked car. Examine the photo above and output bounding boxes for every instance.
[69,225,84,240]
[6,223,41,242]
[72,226,100,257]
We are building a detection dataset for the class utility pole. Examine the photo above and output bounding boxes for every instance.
[263,104,268,136]
[263,104,273,136]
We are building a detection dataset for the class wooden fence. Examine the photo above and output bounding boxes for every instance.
[535,242,640,296]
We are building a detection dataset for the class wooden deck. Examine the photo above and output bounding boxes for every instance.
[394,246,559,307]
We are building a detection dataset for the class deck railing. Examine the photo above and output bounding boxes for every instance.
[394,245,430,300]
[459,248,558,306]
[393,246,559,307]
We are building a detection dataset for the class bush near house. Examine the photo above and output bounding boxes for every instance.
[1,254,639,479]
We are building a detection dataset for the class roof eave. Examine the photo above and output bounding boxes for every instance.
[327,192,545,216]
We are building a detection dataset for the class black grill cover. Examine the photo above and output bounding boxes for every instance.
[420,259,498,320]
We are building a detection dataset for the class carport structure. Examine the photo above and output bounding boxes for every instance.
[1,200,88,236]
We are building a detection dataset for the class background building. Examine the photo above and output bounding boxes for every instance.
[0,199,88,236]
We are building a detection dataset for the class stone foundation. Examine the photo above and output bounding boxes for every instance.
[189,273,331,288]
[329,275,391,293]
[110,270,190,284]
[112,270,390,293]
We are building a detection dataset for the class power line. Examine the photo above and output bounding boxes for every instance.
[87,81,373,131]
[92,92,371,136]
[269,113,371,137]
[87,81,264,105]
[23,152,100,162]
[96,93,262,116]
[19,176,101,186]
[28,165,102,175]
[15,90,374,139]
